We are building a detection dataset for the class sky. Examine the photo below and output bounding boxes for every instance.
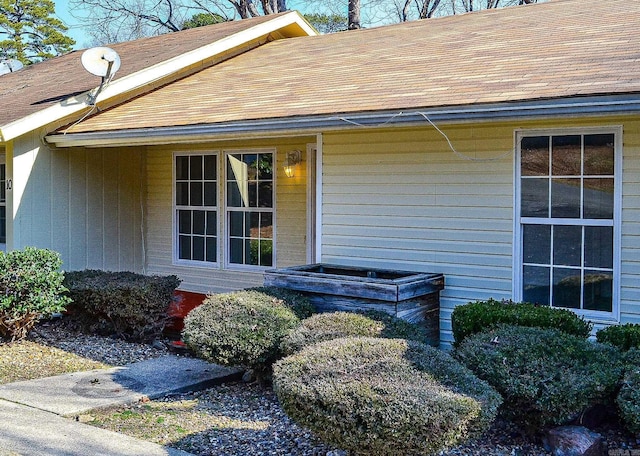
[53,0,90,49]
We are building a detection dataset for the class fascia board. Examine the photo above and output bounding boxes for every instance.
[0,11,316,143]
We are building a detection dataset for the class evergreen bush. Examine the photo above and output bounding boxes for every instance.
[596,323,640,351]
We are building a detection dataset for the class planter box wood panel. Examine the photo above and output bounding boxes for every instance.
[264,264,444,345]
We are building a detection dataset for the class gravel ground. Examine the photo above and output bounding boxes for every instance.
[2,318,639,455]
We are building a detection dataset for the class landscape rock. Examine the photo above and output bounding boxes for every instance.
[545,425,603,456]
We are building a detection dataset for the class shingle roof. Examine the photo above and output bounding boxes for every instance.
[0,13,290,128]
[65,0,640,134]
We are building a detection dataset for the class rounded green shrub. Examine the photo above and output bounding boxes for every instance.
[597,323,640,351]
[455,325,624,432]
[247,286,315,319]
[64,270,181,341]
[617,364,640,435]
[0,248,70,341]
[280,310,429,355]
[182,289,301,377]
[451,298,593,346]
[273,337,502,455]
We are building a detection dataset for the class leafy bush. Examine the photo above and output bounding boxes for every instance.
[280,310,429,355]
[0,247,70,341]
[618,354,640,435]
[64,270,181,341]
[182,289,301,378]
[597,324,640,351]
[455,325,624,432]
[273,337,501,455]
[247,286,314,319]
[451,298,593,346]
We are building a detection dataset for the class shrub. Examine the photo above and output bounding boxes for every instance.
[0,247,70,341]
[618,356,640,435]
[451,298,593,346]
[280,310,429,355]
[273,337,502,455]
[247,286,314,319]
[64,270,181,341]
[182,289,301,378]
[455,325,624,432]
[596,324,640,351]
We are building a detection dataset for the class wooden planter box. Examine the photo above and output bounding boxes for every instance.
[264,264,444,345]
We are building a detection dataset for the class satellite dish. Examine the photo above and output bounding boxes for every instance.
[0,59,24,76]
[81,47,121,79]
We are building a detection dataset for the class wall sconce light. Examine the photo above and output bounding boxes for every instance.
[283,150,302,178]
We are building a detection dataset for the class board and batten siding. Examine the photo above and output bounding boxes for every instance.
[320,116,640,346]
[8,133,144,272]
[144,138,311,294]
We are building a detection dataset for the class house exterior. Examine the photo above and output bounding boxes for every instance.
[1,0,640,346]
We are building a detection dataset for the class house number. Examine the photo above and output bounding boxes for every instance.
[6,179,11,190]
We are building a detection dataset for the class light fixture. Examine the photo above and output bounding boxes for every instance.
[283,150,302,178]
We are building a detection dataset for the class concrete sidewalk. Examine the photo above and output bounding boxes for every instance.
[0,355,243,455]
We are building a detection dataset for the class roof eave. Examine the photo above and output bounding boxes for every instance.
[0,11,317,143]
[45,94,640,148]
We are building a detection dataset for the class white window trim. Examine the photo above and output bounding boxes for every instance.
[513,126,622,324]
[223,148,277,271]
[172,151,220,269]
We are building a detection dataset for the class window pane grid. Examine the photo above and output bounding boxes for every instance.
[175,154,218,264]
[226,152,274,268]
[520,133,615,313]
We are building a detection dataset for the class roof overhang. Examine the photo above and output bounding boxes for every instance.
[46,94,640,148]
[0,12,316,144]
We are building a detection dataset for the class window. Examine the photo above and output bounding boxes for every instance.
[174,154,218,264]
[226,151,274,267]
[516,130,619,317]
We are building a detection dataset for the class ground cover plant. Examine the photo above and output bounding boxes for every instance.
[182,289,306,379]
[280,310,430,355]
[455,325,624,433]
[273,337,502,455]
[0,247,70,341]
[64,270,181,341]
[451,298,593,346]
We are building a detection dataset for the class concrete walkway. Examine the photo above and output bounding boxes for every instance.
[0,355,243,455]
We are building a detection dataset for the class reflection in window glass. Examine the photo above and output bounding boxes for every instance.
[519,132,616,314]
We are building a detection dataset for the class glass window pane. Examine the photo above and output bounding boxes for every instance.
[175,156,189,180]
[584,134,614,175]
[261,213,273,239]
[206,211,217,236]
[584,178,614,219]
[206,238,217,263]
[583,271,613,312]
[258,153,273,180]
[521,136,549,176]
[193,211,205,235]
[249,212,259,236]
[585,226,613,269]
[521,178,549,217]
[0,206,5,243]
[176,182,189,206]
[260,240,273,266]
[179,235,191,260]
[227,181,243,207]
[244,154,258,180]
[258,182,273,208]
[523,265,550,305]
[193,236,205,261]
[553,268,581,309]
[190,156,202,180]
[551,135,581,176]
[229,211,244,237]
[227,154,240,176]
[553,225,582,267]
[523,224,550,264]
[190,182,203,206]
[178,210,191,234]
[204,182,217,207]
[551,178,581,218]
[204,155,217,180]
[229,238,244,264]
[248,182,258,208]
[247,239,257,265]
